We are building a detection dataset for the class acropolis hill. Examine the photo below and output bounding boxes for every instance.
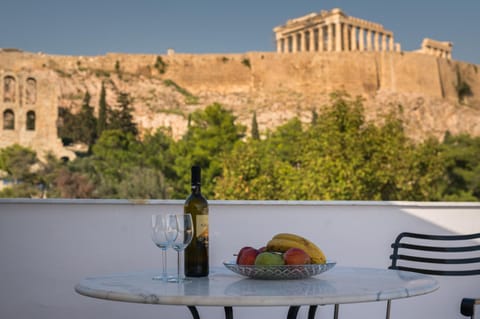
[1,8,480,159]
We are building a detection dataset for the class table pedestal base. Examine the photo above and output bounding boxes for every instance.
[187,305,336,319]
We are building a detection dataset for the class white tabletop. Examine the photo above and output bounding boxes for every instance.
[75,266,439,307]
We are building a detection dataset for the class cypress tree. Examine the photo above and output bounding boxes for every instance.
[97,82,107,137]
[251,111,260,140]
[78,91,97,149]
[108,92,138,136]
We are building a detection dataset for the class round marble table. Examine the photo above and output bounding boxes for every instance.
[75,266,439,319]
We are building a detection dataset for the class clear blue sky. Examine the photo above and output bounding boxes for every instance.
[1,0,479,64]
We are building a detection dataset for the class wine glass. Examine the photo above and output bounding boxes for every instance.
[151,213,178,281]
[168,214,194,283]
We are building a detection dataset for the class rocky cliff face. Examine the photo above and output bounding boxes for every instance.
[1,50,479,150]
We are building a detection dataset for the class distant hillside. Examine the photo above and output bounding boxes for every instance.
[1,50,480,157]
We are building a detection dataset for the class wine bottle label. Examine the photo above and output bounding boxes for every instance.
[196,215,209,246]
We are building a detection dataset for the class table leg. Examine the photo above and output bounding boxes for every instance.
[187,306,200,319]
[333,304,339,319]
[224,306,233,319]
[287,306,300,319]
[308,305,318,319]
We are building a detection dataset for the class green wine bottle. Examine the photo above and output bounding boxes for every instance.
[184,166,209,277]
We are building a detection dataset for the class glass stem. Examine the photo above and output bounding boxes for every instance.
[162,248,167,279]
[177,251,181,281]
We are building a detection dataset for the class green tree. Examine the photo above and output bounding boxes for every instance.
[108,92,138,136]
[0,144,41,197]
[215,91,448,201]
[57,107,76,145]
[142,128,177,182]
[87,129,169,199]
[97,82,107,137]
[0,144,38,183]
[215,139,280,199]
[172,103,245,198]
[52,167,96,198]
[77,91,98,149]
[441,133,480,200]
[311,108,319,125]
[251,111,260,140]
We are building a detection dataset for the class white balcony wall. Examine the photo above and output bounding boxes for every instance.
[0,199,479,319]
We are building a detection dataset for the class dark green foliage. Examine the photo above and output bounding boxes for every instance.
[215,92,449,201]
[0,145,50,198]
[77,91,98,149]
[57,91,97,150]
[311,108,318,125]
[154,56,167,74]
[107,92,138,136]
[3,92,480,200]
[441,133,480,200]
[251,112,260,140]
[97,82,107,137]
[115,60,122,79]
[172,103,245,198]
[100,129,172,198]
[163,79,199,104]
[57,107,76,145]
[0,144,38,184]
[455,66,473,103]
[241,58,251,69]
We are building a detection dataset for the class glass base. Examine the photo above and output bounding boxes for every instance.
[167,277,191,283]
[152,275,174,281]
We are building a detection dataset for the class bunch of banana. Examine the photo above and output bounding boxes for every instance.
[266,233,326,264]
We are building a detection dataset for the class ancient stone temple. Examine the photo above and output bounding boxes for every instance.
[273,8,401,53]
[419,38,453,59]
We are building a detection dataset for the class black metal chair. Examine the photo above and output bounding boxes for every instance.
[387,232,480,319]
[461,298,479,318]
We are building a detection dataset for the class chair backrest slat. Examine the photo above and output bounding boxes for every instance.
[389,232,480,277]
[394,243,480,253]
[388,265,480,276]
[393,254,480,265]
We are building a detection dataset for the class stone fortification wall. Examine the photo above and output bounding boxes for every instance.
[4,50,476,102]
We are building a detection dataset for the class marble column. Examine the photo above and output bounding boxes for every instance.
[359,28,365,51]
[335,22,342,51]
[292,34,297,53]
[389,36,394,51]
[318,26,324,51]
[328,23,333,51]
[351,26,357,51]
[310,28,316,52]
[277,38,282,53]
[343,23,349,51]
[381,33,387,51]
[374,31,379,51]
[302,31,307,52]
[367,30,372,51]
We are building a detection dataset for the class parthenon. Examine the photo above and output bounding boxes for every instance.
[274,8,401,53]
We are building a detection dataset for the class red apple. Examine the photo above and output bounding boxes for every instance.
[283,247,311,265]
[236,246,259,265]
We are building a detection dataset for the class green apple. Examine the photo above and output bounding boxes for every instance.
[254,252,285,266]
